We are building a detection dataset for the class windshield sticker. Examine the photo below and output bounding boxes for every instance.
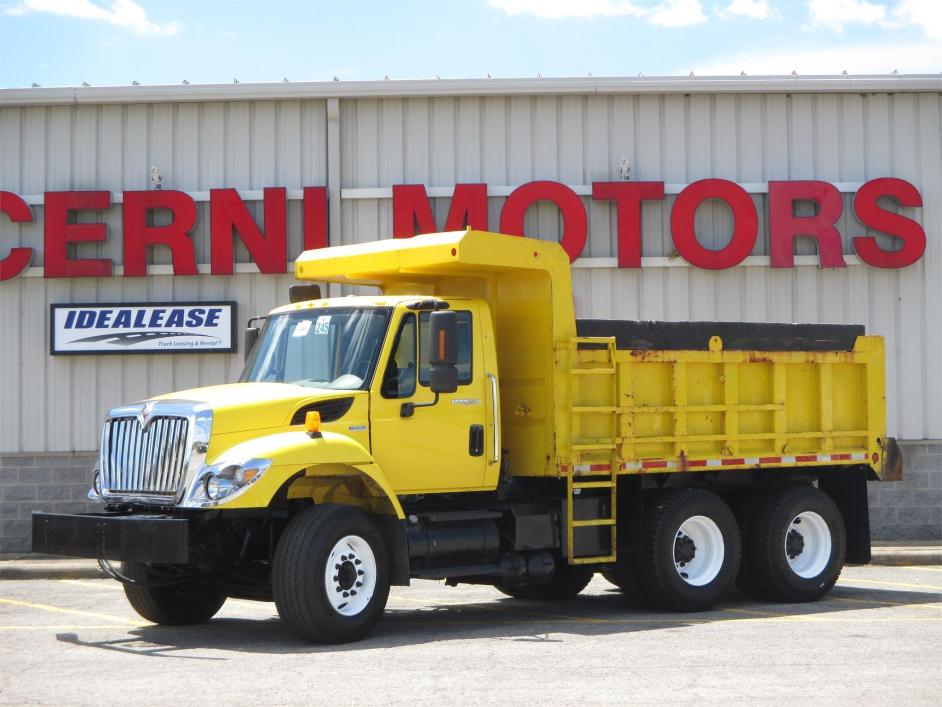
[314,315,332,335]
[292,320,312,337]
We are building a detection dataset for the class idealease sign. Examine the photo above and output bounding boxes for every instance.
[50,302,237,355]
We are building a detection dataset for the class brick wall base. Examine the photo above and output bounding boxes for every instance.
[2,442,939,555]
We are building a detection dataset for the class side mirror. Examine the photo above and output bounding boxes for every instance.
[428,310,458,394]
[244,327,260,361]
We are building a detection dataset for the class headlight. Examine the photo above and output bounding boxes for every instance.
[87,466,102,500]
[181,457,272,507]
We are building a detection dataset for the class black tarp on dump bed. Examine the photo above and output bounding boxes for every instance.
[574,320,865,352]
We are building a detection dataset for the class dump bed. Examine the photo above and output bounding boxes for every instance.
[554,323,888,480]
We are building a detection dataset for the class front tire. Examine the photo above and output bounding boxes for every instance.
[746,485,845,602]
[637,489,741,612]
[273,504,390,644]
[121,563,226,625]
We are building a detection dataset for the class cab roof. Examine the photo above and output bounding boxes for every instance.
[268,294,462,316]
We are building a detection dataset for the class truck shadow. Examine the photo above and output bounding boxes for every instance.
[56,580,940,658]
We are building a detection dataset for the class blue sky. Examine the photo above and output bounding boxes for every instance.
[0,0,939,88]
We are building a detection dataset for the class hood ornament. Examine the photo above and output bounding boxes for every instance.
[137,401,157,431]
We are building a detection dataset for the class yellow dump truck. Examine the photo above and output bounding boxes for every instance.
[33,230,901,643]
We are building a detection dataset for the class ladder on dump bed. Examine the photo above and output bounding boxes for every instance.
[563,336,619,565]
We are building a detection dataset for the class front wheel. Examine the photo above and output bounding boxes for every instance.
[273,504,390,644]
[636,489,741,612]
[746,485,845,602]
[121,563,226,625]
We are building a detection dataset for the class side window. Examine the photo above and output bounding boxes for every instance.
[419,311,472,386]
[380,314,416,399]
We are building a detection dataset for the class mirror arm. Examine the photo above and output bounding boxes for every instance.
[400,393,440,418]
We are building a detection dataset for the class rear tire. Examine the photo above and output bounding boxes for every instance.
[636,489,741,612]
[121,563,226,625]
[747,485,845,603]
[496,563,593,600]
[273,504,390,644]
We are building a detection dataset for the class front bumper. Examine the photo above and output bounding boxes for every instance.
[32,512,190,564]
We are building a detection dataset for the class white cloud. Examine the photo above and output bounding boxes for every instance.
[487,0,645,19]
[488,0,706,25]
[692,41,941,75]
[890,0,942,40]
[648,0,706,26]
[806,0,942,39]
[807,0,886,32]
[720,0,771,19]
[5,0,181,36]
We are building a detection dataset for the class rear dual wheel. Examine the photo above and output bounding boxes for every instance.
[744,485,845,602]
[634,489,741,612]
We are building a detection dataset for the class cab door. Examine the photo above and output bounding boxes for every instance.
[370,304,489,494]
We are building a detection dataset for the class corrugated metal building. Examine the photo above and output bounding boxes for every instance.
[1,76,940,551]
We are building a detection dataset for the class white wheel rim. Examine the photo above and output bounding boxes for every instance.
[674,515,725,586]
[785,511,832,579]
[324,534,377,616]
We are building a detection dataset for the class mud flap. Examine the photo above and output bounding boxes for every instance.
[818,468,871,565]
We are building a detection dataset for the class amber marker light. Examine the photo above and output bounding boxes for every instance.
[306,410,322,437]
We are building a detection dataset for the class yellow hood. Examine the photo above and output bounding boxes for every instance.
[152,382,364,434]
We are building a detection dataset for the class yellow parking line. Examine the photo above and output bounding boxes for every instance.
[840,578,942,591]
[59,579,276,613]
[60,579,123,592]
[898,565,942,572]
[0,597,140,626]
[832,596,942,610]
[387,599,942,625]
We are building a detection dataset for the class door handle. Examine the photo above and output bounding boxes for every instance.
[487,372,500,465]
[469,425,484,456]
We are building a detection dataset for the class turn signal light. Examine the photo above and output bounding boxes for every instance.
[305,410,322,435]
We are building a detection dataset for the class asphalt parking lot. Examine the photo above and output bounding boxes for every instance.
[0,565,939,705]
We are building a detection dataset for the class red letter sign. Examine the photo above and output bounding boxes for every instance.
[500,181,587,262]
[592,182,665,268]
[123,190,198,277]
[0,191,34,281]
[671,179,757,269]
[44,191,112,278]
[210,188,287,275]
[852,178,925,269]
[392,184,488,238]
[769,181,846,268]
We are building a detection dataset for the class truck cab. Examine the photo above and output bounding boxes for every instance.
[240,295,502,494]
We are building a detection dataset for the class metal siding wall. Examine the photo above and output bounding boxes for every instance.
[340,92,941,442]
[1,90,939,452]
[0,100,327,453]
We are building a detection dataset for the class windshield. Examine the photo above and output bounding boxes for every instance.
[240,307,392,390]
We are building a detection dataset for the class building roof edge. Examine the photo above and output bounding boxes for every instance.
[2,75,941,107]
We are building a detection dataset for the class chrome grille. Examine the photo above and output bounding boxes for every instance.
[101,416,190,497]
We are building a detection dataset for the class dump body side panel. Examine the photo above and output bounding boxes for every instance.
[549,333,885,480]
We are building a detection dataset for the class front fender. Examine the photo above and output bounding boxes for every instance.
[207,430,404,518]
